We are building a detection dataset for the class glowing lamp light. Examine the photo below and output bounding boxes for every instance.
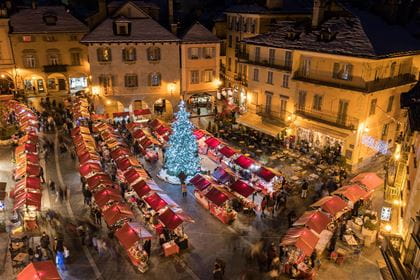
[167,83,176,93]
[0,74,4,78]
[364,127,370,133]
[213,79,222,87]
[287,115,292,121]
[106,100,112,105]
[92,86,100,96]
[394,153,401,160]
[393,200,401,206]
[384,224,392,232]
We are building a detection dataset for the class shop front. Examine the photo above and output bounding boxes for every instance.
[296,127,344,150]
[69,75,88,94]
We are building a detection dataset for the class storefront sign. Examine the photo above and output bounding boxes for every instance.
[362,135,388,155]
[381,207,392,221]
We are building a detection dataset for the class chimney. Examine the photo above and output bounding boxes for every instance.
[98,0,107,20]
[312,0,325,28]
[170,23,177,35]
[168,0,174,24]
[265,0,283,10]
[31,0,37,10]
[5,0,12,10]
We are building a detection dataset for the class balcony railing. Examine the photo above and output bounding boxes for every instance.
[234,74,248,86]
[256,105,288,126]
[43,64,67,73]
[293,69,417,93]
[295,107,359,130]
[236,51,292,72]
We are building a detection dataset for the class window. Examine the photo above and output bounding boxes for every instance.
[228,35,232,48]
[23,54,36,68]
[203,70,213,82]
[235,37,239,50]
[333,63,353,80]
[337,99,349,125]
[255,47,260,62]
[190,70,199,84]
[267,71,273,84]
[312,94,323,111]
[301,58,311,77]
[268,49,275,65]
[390,62,397,77]
[381,123,389,140]
[189,47,199,59]
[147,47,160,61]
[47,53,60,65]
[228,58,232,71]
[43,35,56,42]
[387,96,395,113]
[97,47,112,62]
[280,98,287,113]
[203,47,214,59]
[265,92,272,113]
[369,98,377,115]
[150,72,161,86]
[234,61,238,73]
[285,51,292,69]
[282,74,289,88]
[47,78,56,90]
[297,91,306,110]
[253,68,259,81]
[122,47,136,62]
[70,52,81,66]
[124,74,138,87]
[99,75,112,94]
[228,16,234,30]
[250,19,256,33]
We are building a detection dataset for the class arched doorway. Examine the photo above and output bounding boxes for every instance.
[132,100,149,111]
[187,93,214,115]
[103,99,125,117]
[153,98,173,120]
[0,74,14,94]
[69,73,88,95]
[23,75,45,95]
[47,73,67,94]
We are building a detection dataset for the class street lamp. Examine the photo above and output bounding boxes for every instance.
[213,79,222,88]
[92,86,100,96]
[167,82,176,96]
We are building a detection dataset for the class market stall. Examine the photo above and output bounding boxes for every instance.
[93,187,124,211]
[350,172,384,192]
[17,261,61,280]
[293,210,332,235]
[131,180,164,198]
[79,162,103,178]
[103,203,135,229]
[218,145,238,169]
[255,166,281,194]
[310,196,350,219]
[204,137,222,161]
[333,184,369,204]
[212,167,234,185]
[233,155,255,180]
[228,180,256,211]
[86,173,114,192]
[133,108,152,123]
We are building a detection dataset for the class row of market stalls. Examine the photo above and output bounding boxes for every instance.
[126,122,160,162]
[279,172,383,277]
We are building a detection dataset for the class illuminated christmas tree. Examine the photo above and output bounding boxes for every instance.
[164,100,200,177]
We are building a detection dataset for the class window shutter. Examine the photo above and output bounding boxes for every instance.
[108,48,112,61]
[201,71,205,83]
[198,48,202,59]
[122,49,126,61]
[133,48,137,60]
[333,63,339,78]
[347,64,353,80]
[212,70,216,80]
[124,75,128,87]
[212,47,216,58]
[97,48,102,61]
[157,48,161,60]
[148,73,151,86]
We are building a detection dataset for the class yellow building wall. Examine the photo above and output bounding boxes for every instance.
[0,18,15,79]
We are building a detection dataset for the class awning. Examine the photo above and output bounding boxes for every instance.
[113,112,130,118]
[144,193,168,211]
[133,108,151,116]
[293,210,331,234]
[115,156,141,171]
[126,122,143,132]
[71,126,90,137]
[159,208,183,230]
[124,168,148,185]
[15,164,40,178]
[237,112,285,137]
[17,261,61,280]
[13,192,42,211]
[229,180,255,197]
[18,133,38,145]
[212,167,233,184]
[132,180,164,197]
[93,188,123,209]
[87,174,113,190]
[280,227,319,257]
[115,222,152,250]
[193,129,206,140]
[190,174,211,191]
[256,167,277,182]
[91,113,109,121]
[79,162,102,177]
[234,155,254,169]
[16,143,37,155]
[155,125,169,136]
[205,137,221,149]
[311,196,348,217]
[110,147,130,161]
[219,146,236,158]
[333,184,369,203]
[15,177,41,191]
[78,151,100,164]
[351,172,383,191]
[103,203,134,227]
[132,129,145,140]
[149,119,161,128]
[205,188,229,206]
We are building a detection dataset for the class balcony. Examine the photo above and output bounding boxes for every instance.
[295,107,358,130]
[256,105,288,126]
[43,64,67,73]
[234,74,248,86]
[293,69,417,93]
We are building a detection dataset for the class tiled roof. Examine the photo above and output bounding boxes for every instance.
[10,6,88,33]
[81,17,179,43]
[244,9,420,58]
[182,22,220,43]
[225,0,312,14]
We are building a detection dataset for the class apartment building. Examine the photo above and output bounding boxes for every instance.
[81,1,181,116]
[236,0,420,170]
[0,5,14,97]
[9,5,90,96]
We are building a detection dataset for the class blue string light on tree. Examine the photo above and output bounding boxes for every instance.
[163,100,201,177]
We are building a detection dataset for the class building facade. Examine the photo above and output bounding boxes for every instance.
[0,6,15,97]
[9,5,90,96]
[232,0,420,170]
[81,1,181,117]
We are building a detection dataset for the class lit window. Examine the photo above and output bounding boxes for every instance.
[369,99,377,115]
[203,47,214,59]
[150,73,161,86]
[203,70,213,83]
[147,47,160,61]
[190,70,199,84]
[282,74,289,88]
[253,68,259,81]
[23,54,36,68]
[189,48,199,59]
[97,47,112,62]
[122,47,136,62]
[333,62,353,80]
[267,71,273,84]
[70,52,81,66]
[312,95,323,111]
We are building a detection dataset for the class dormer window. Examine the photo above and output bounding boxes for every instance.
[319,28,336,42]
[113,20,131,36]
[43,13,57,26]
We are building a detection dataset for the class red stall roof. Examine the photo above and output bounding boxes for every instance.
[17,261,61,280]
[219,146,236,158]
[133,108,151,116]
[205,188,229,206]
[79,162,103,177]
[190,174,211,191]
[78,151,100,164]
[205,137,221,149]
[212,167,233,184]
[193,129,206,140]
[71,126,90,137]
[124,168,148,185]
[126,122,143,132]
[281,227,319,257]
[149,119,161,128]
[87,174,113,190]
[103,203,134,227]
[155,125,169,136]
[351,172,383,191]
[113,112,130,118]
[132,129,145,140]
[293,210,331,234]
[144,193,168,211]
[115,222,152,250]
[93,188,123,209]
[234,155,254,169]
[116,156,141,171]
[230,180,255,198]
[110,147,130,161]
[132,180,163,197]
[256,167,277,182]
[159,208,183,231]
[333,184,369,203]
[311,196,348,217]
[15,177,41,191]
[13,192,42,211]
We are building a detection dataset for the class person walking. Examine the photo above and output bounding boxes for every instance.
[40,166,45,183]
[287,210,296,228]
[181,183,187,197]
[95,209,102,225]
[41,232,50,249]
[260,196,267,218]
[56,250,66,271]
[301,180,309,199]
[49,180,55,192]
